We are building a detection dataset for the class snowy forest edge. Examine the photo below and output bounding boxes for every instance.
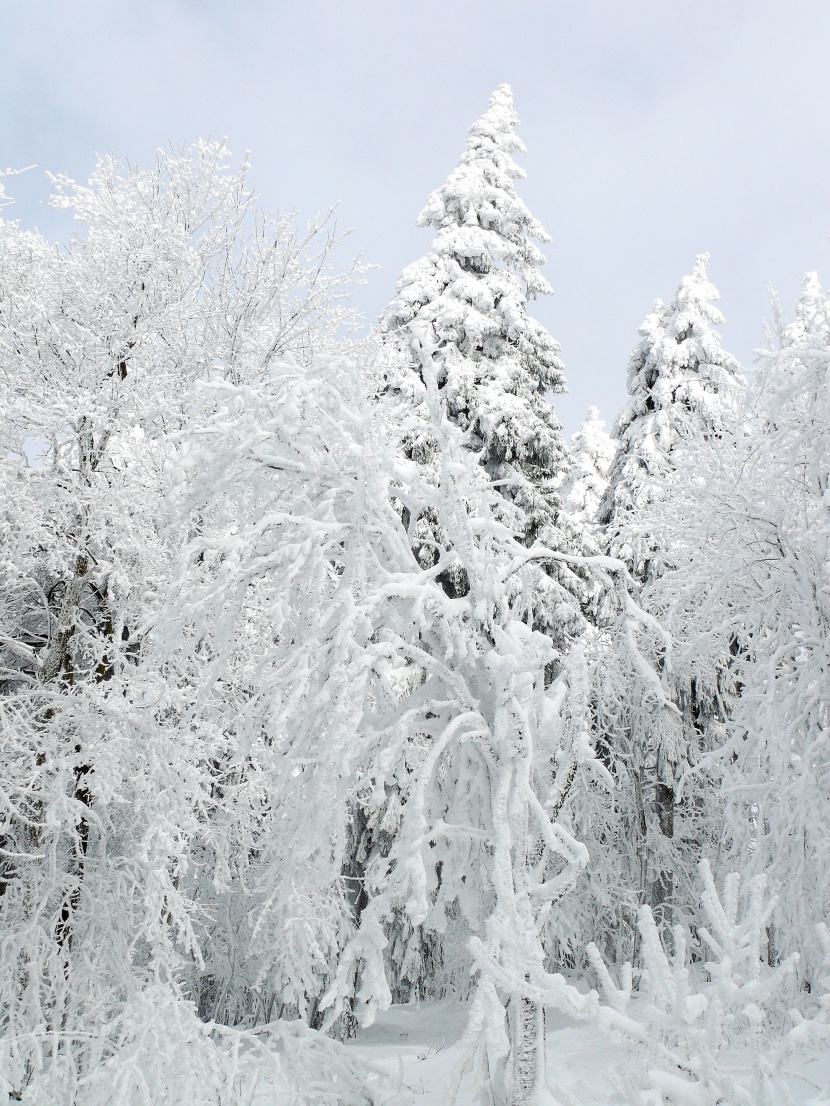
[1,86,829,1105]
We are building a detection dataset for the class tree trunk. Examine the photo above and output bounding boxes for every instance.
[652,781,675,930]
[509,992,545,1105]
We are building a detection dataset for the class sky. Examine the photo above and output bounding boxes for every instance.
[2,0,830,435]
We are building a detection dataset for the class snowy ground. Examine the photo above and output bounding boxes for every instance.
[347,999,830,1105]
[347,999,629,1104]
[348,1000,468,1103]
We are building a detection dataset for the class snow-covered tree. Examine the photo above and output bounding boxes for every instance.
[225,326,669,1105]
[381,83,589,654]
[558,406,616,528]
[581,861,818,1106]
[594,254,744,935]
[599,254,743,579]
[367,86,605,1047]
[655,272,830,985]
[0,142,364,1102]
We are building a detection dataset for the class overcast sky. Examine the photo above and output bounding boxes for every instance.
[3,0,830,434]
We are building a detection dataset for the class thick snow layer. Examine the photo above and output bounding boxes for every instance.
[347,1001,629,1104]
[344,1000,830,1105]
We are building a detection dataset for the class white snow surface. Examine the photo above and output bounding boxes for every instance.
[338,999,830,1105]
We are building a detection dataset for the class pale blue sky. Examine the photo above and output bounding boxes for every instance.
[3,1,830,434]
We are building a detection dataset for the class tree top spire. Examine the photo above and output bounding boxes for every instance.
[462,83,524,168]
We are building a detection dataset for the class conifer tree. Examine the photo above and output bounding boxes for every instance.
[558,406,616,528]
[381,83,588,654]
[658,271,830,983]
[595,254,743,929]
[599,254,742,579]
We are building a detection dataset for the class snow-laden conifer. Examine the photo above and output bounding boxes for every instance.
[594,255,743,940]
[558,406,616,528]
[381,83,588,653]
[369,87,600,1046]
[654,272,830,985]
[599,254,743,579]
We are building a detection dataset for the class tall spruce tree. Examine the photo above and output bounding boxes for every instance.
[381,83,588,655]
[596,254,743,930]
[599,254,742,579]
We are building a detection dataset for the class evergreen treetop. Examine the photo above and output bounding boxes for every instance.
[559,406,616,527]
[599,253,743,579]
[382,84,570,490]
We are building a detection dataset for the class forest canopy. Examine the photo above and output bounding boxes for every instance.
[1,87,829,1106]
